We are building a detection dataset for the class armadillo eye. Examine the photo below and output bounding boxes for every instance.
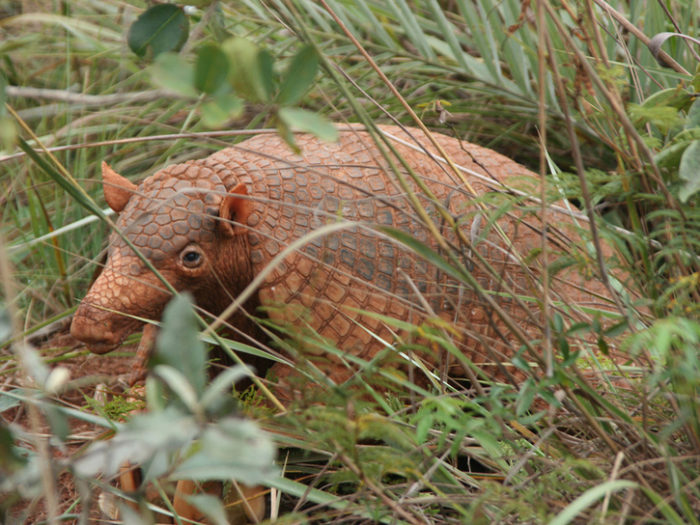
[180,246,204,269]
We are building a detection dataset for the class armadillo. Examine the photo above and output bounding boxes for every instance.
[70,125,621,389]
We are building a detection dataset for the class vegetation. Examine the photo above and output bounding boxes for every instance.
[1,0,699,523]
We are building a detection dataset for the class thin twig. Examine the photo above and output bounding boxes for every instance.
[536,0,553,377]
[5,86,174,106]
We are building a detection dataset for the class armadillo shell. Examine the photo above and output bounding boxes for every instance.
[195,125,620,390]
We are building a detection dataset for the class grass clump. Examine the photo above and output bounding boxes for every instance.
[1,1,699,523]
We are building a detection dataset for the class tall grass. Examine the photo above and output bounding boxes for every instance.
[1,1,699,523]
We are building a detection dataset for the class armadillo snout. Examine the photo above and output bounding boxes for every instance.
[70,304,131,354]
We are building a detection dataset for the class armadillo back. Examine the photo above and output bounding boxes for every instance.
[201,126,615,385]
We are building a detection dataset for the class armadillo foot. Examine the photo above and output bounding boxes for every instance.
[115,368,148,389]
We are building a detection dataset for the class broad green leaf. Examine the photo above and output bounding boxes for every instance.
[200,92,244,128]
[0,389,22,413]
[150,52,197,97]
[275,116,297,152]
[0,452,41,497]
[127,4,189,59]
[44,404,70,443]
[654,137,695,168]
[415,413,433,444]
[277,44,319,106]
[200,365,250,411]
[74,409,198,478]
[195,44,229,94]
[278,107,338,142]
[155,294,206,397]
[152,365,199,413]
[679,140,700,202]
[642,87,691,112]
[171,418,277,483]
[685,96,700,129]
[222,37,273,102]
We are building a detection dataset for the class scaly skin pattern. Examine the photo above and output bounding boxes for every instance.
[71,125,620,388]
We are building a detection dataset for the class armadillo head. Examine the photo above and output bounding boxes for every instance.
[70,161,253,354]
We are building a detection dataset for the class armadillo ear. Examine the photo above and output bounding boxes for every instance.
[102,162,137,213]
[219,182,252,236]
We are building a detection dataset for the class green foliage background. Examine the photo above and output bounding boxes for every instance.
[1,0,699,523]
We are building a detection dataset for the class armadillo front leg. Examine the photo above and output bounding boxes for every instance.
[119,323,159,387]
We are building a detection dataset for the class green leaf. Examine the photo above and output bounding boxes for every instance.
[0,69,6,115]
[200,92,244,128]
[642,87,691,113]
[0,115,17,150]
[200,365,250,412]
[0,305,10,344]
[115,505,151,525]
[277,45,319,106]
[685,97,700,129]
[195,44,229,94]
[0,424,26,470]
[150,52,197,97]
[171,418,277,483]
[655,126,700,165]
[44,404,70,443]
[0,73,14,151]
[74,409,198,478]
[155,294,206,397]
[472,428,502,459]
[221,37,273,102]
[515,378,536,416]
[549,480,638,525]
[152,365,199,413]
[275,116,298,152]
[0,389,22,413]
[127,4,189,59]
[679,140,700,202]
[628,103,681,134]
[278,107,338,142]
[183,494,228,525]
[415,413,433,444]
[552,312,564,333]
